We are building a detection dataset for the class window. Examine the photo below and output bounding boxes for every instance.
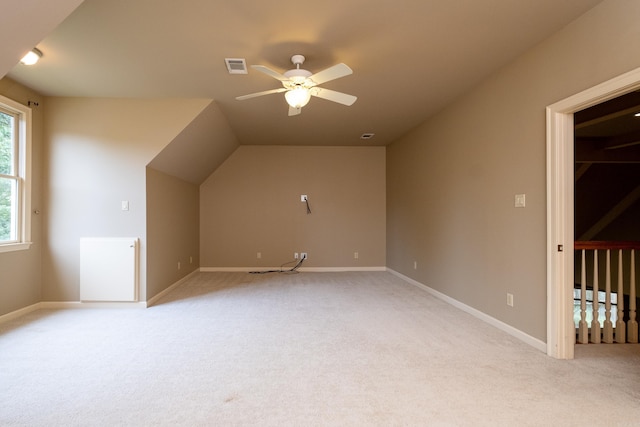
[0,95,31,252]
[573,288,618,328]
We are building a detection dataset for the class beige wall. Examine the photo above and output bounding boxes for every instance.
[387,0,640,342]
[146,167,199,299]
[42,97,210,302]
[201,145,386,268]
[0,78,44,316]
[4,0,639,348]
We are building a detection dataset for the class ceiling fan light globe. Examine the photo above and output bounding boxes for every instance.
[285,87,311,109]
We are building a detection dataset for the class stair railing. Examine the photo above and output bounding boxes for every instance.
[574,241,639,344]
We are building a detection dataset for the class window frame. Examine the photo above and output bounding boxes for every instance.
[0,95,32,253]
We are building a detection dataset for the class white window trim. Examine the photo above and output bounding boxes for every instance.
[0,95,32,253]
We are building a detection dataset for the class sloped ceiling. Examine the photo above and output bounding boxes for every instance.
[0,0,84,78]
[6,0,603,147]
[147,101,239,185]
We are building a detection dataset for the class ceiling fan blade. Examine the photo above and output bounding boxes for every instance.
[310,87,357,106]
[288,106,302,116]
[251,65,289,82]
[236,88,287,101]
[308,63,353,86]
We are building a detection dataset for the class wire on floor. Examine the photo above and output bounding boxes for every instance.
[249,257,305,274]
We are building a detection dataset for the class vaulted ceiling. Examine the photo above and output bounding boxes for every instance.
[6,0,602,147]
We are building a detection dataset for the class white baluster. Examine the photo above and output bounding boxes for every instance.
[615,249,626,343]
[603,249,613,343]
[578,249,589,344]
[628,249,638,343]
[591,249,601,343]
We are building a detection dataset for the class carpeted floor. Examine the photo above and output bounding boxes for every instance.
[1,271,639,426]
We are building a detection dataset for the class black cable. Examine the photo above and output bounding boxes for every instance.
[305,198,311,214]
[249,257,305,274]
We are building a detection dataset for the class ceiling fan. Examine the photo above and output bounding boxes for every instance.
[236,54,357,116]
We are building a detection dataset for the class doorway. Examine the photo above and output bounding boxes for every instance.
[546,67,640,359]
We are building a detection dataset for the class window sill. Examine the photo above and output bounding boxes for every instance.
[0,242,33,254]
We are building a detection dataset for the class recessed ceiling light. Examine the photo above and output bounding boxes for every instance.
[634,112,640,117]
[360,133,375,140]
[20,48,42,65]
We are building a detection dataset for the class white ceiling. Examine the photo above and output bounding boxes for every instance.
[7,0,602,146]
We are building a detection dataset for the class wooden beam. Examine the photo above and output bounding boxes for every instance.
[575,163,591,182]
[598,129,640,150]
[578,184,640,241]
[575,140,640,163]
[575,105,640,130]
[605,140,640,150]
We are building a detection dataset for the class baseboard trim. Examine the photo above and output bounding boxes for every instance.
[201,266,387,273]
[299,266,387,272]
[387,268,547,353]
[0,302,42,324]
[0,300,147,324]
[40,301,147,309]
[147,269,200,307]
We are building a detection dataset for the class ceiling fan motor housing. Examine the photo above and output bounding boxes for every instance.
[283,68,312,85]
[283,54,312,85]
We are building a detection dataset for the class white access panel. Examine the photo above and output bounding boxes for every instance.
[80,237,139,302]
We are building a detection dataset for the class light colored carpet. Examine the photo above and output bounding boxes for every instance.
[1,271,639,426]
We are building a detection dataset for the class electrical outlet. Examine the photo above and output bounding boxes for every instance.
[257,252,261,259]
[177,261,181,270]
[301,252,308,260]
[354,251,359,259]
[294,252,299,259]
[189,256,193,264]
[414,261,417,270]
[507,293,514,307]
[301,195,307,202]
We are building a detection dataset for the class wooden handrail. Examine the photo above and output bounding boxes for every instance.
[574,241,640,250]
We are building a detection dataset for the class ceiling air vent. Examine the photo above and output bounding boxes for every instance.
[360,133,375,140]
[225,58,248,74]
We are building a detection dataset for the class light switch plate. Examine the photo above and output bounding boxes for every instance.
[514,194,526,208]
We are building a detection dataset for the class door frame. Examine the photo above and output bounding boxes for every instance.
[546,66,640,359]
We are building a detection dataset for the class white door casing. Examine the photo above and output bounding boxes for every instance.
[546,67,640,359]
